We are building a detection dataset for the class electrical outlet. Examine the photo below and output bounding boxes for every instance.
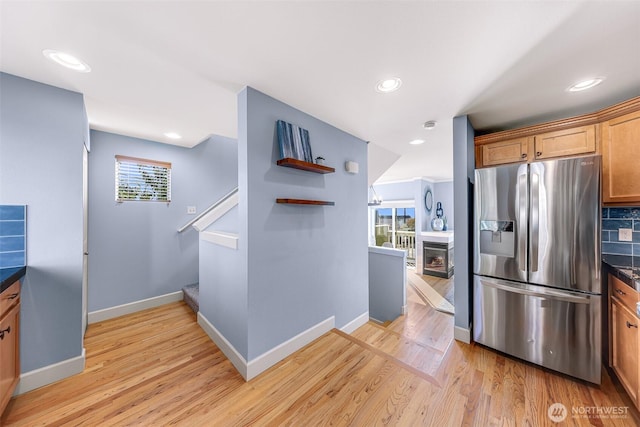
[187,206,197,215]
[619,228,633,242]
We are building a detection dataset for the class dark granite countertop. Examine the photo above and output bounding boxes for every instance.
[603,260,640,292]
[0,266,26,294]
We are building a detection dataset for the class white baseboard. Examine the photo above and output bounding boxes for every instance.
[15,348,85,395]
[197,312,248,379]
[247,316,335,380]
[88,291,183,324]
[454,325,471,344]
[197,313,335,381]
[340,311,369,334]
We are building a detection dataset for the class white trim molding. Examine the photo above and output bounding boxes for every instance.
[200,230,239,250]
[198,313,335,381]
[193,192,238,232]
[197,312,248,379]
[88,291,183,324]
[339,311,369,334]
[15,348,86,395]
[247,317,335,380]
[454,325,471,344]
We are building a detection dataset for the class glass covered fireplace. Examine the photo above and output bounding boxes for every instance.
[423,241,454,278]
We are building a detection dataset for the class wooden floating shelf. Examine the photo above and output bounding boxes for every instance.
[276,158,335,174]
[276,198,335,206]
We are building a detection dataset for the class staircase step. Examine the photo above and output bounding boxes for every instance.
[182,283,199,313]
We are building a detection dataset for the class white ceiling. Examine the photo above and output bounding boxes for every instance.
[1,1,639,184]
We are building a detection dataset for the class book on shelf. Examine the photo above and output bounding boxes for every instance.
[276,119,313,163]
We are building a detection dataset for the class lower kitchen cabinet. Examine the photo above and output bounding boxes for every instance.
[0,281,20,416]
[609,274,640,410]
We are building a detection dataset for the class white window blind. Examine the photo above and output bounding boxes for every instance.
[115,155,171,202]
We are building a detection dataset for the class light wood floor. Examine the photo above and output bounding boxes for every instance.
[3,291,638,426]
[420,273,455,306]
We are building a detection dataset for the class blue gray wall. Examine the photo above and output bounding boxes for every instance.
[88,130,238,311]
[434,181,454,230]
[420,180,435,231]
[372,180,415,201]
[368,246,406,322]
[371,179,456,232]
[452,115,475,341]
[241,87,368,360]
[199,208,247,356]
[0,72,85,371]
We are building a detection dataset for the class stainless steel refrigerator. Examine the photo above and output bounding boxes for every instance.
[473,154,601,384]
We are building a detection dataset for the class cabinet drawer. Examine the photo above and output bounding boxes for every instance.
[610,274,639,314]
[0,280,20,316]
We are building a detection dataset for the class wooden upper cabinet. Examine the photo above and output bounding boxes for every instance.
[602,110,640,204]
[533,125,596,160]
[474,96,640,172]
[479,137,529,167]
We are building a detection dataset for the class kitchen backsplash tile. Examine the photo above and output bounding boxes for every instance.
[603,242,633,255]
[602,253,633,267]
[602,219,633,230]
[0,205,26,269]
[608,207,640,219]
[602,207,640,269]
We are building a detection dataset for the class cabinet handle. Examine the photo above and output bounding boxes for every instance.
[0,326,10,340]
[616,289,626,296]
[4,292,19,300]
[626,321,638,329]
[521,153,527,159]
[536,151,542,157]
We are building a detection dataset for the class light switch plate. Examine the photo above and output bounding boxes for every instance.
[187,206,197,215]
[619,228,633,242]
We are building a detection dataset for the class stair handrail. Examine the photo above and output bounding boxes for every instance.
[177,187,239,233]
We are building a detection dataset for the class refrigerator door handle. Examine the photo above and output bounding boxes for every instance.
[530,172,540,272]
[478,277,591,304]
[517,172,528,271]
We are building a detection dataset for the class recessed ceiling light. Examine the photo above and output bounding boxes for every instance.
[409,139,425,145]
[423,120,437,130]
[42,49,91,73]
[375,77,402,93]
[164,132,182,140]
[567,78,605,92]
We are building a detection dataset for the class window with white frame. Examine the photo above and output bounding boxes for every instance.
[115,155,171,202]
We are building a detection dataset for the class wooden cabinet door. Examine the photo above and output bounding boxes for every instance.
[480,137,529,167]
[611,299,639,406]
[0,303,20,414]
[602,110,640,204]
[534,125,596,160]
